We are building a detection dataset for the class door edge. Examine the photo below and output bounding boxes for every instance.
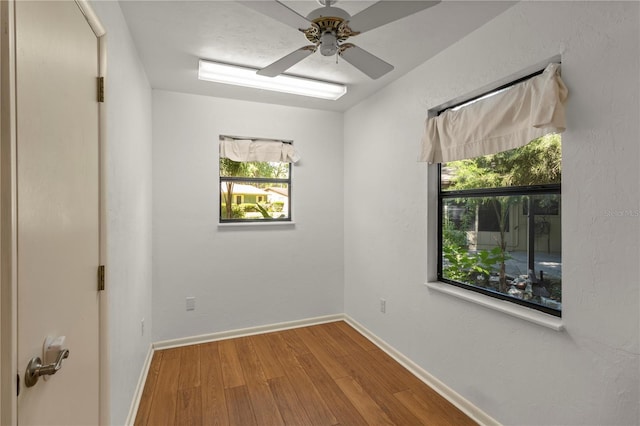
[97,25,110,426]
[74,1,110,424]
[1,0,18,424]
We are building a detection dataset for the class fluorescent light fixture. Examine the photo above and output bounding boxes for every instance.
[198,59,347,101]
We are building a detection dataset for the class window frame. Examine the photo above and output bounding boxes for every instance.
[434,67,562,317]
[219,139,294,224]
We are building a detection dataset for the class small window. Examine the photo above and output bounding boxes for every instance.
[219,138,293,222]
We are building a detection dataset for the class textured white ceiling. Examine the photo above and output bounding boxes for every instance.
[119,1,515,112]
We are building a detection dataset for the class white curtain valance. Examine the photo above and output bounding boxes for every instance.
[220,138,300,163]
[419,63,568,164]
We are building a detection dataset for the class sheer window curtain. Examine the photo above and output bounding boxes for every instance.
[420,63,568,164]
[220,137,300,163]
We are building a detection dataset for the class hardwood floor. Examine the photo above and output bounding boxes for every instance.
[134,321,476,426]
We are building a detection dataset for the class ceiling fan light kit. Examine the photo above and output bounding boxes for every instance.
[198,59,347,100]
[319,31,338,56]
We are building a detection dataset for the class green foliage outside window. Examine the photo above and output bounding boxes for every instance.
[445,134,561,191]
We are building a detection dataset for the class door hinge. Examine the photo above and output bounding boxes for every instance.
[17,373,20,396]
[98,265,105,291]
[97,77,104,103]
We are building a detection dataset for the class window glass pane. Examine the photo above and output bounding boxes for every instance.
[219,158,290,179]
[442,194,561,312]
[441,134,561,192]
[530,194,562,310]
[220,181,289,220]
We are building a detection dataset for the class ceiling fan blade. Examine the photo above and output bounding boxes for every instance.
[340,44,394,80]
[238,1,311,30]
[257,46,316,77]
[348,1,441,34]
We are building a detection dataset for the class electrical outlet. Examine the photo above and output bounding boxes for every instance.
[380,298,386,313]
[186,296,196,311]
[141,318,145,336]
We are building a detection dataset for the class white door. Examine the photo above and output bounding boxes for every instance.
[15,1,100,424]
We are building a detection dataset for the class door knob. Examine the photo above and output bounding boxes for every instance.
[24,349,70,388]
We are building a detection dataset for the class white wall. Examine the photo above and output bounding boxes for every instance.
[344,1,639,425]
[90,2,153,425]
[152,90,344,342]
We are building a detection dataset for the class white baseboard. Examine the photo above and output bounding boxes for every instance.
[152,314,344,350]
[344,315,500,426]
[126,313,497,426]
[125,343,154,426]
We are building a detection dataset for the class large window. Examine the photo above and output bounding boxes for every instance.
[424,63,567,317]
[439,135,562,316]
[219,137,295,223]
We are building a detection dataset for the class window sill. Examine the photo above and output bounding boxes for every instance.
[218,221,296,229]
[425,281,564,331]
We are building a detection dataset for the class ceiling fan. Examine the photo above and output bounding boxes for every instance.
[240,0,441,80]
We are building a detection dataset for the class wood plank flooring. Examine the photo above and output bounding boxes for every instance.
[135,321,476,426]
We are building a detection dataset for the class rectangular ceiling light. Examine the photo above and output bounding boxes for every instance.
[198,59,347,101]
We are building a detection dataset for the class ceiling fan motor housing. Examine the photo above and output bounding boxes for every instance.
[302,15,359,57]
